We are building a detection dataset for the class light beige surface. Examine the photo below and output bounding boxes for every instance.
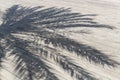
[0,0,120,80]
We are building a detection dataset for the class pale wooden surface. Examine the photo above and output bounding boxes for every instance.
[0,0,120,80]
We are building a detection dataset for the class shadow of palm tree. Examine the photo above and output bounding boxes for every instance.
[0,5,119,80]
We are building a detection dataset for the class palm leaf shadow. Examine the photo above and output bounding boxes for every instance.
[0,46,4,67]
[0,5,119,80]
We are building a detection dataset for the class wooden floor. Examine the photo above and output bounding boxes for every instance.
[0,0,120,80]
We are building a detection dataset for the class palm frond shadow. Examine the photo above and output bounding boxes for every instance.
[0,5,119,80]
[0,46,4,67]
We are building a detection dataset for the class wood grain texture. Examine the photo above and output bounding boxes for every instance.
[0,0,120,80]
